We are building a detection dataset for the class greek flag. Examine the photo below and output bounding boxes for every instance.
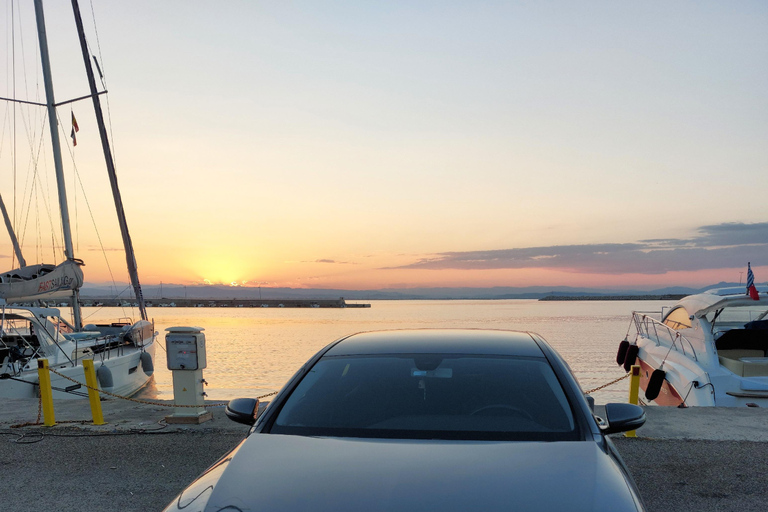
[747,262,759,300]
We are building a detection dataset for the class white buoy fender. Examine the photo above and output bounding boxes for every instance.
[140,351,154,376]
[97,365,114,390]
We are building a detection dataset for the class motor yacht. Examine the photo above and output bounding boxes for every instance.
[618,286,768,407]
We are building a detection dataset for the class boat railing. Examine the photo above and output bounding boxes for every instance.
[0,330,45,375]
[631,311,698,361]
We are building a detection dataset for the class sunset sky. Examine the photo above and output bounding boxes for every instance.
[1,1,767,291]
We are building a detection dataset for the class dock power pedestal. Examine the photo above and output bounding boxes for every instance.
[165,326,212,424]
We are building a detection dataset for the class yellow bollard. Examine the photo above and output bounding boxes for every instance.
[37,359,56,427]
[625,364,641,438]
[82,359,106,425]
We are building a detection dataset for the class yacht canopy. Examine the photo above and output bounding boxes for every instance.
[677,286,768,318]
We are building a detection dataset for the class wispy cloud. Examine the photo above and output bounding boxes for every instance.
[643,223,768,248]
[387,222,768,275]
[303,259,356,265]
[85,246,123,252]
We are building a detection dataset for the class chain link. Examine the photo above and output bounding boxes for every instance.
[45,366,278,407]
[584,373,630,395]
[10,395,45,428]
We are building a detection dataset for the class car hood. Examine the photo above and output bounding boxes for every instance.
[179,435,641,512]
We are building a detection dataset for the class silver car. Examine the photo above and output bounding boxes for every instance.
[163,329,646,511]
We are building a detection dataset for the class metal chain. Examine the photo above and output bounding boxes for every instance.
[584,373,630,395]
[9,396,45,428]
[45,366,278,407]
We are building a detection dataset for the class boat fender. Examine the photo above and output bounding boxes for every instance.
[140,351,154,376]
[616,339,630,366]
[97,365,114,390]
[623,344,640,372]
[645,369,666,401]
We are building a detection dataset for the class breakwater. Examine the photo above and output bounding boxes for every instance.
[45,298,371,308]
[540,295,686,301]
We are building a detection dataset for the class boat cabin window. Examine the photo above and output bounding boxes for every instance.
[42,315,74,334]
[1,316,35,339]
[663,307,692,330]
[713,306,768,326]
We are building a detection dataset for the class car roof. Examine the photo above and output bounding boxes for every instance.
[324,329,546,358]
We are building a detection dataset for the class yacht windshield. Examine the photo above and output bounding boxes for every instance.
[711,306,768,326]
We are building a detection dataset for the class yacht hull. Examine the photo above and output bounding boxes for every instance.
[635,357,685,407]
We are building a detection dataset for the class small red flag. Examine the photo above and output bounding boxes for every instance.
[747,262,759,300]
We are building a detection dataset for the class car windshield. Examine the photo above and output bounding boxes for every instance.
[270,354,579,441]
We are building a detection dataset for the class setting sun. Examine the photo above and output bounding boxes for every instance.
[185,252,259,286]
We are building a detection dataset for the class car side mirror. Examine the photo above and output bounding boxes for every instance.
[226,398,259,426]
[601,403,646,435]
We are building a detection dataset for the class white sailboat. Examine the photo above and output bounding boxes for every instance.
[0,0,156,399]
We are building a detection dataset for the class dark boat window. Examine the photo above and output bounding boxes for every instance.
[270,354,579,441]
[663,307,692,330]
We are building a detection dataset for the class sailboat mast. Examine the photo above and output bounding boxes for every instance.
[33,0,83,329]
[70,0,147,321]
[0,194,26,267]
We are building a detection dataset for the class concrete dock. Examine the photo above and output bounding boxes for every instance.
[1,399,767,511]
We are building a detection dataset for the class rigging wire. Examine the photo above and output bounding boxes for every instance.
[3,0,21,270]
[60,112,122,280]
[59,112,124,323]
[3,1,137,320]
[82,0,141,321]
[3,2,66,271]
[8,1,48,265]
[12,0,17,270]
[87,0,118,167]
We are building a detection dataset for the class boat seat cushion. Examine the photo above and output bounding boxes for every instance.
[719,350,768,377]
[718,349,765,360]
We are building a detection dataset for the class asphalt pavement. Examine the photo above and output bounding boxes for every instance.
[1,399,768,511]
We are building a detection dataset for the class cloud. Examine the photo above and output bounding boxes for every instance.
[642,222,768,248]
[387,222,768,275]
[85,246,123,252]
[303,259,356,265]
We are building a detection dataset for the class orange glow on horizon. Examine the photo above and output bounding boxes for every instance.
[8,238,763,291]
[178,251,262,287]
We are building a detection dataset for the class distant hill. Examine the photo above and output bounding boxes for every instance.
[79,282,735,301]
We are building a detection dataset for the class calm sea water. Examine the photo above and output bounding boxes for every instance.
[80,299,668,404]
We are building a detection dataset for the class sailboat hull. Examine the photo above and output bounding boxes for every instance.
[0,345,156,400]
[0,307,157,400]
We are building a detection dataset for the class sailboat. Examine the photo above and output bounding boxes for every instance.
[0,0,156,399]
